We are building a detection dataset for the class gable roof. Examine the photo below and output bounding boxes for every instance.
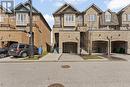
[118,4,130,14]
[14,1,39,13]
[15,3,29,12]
[84,4,103,13]
[14,1,51,31]
[53,3,80,15]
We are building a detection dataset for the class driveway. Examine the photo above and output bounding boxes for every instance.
[59,53,84,62]
[111,54,130,61]
[40,53,83,62]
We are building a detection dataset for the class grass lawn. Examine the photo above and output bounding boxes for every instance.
[81,55,103,60]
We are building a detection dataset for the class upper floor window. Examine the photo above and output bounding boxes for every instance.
[77,15,83,26]
[88,15,96,22]
[16,13,27,25]
[64,14,75,26]
[128,14,130,21]
[65,14,75,22]
[0,15,4,22]
[78,15,83,22]
[105,11,111,22]
[122,14,127,21]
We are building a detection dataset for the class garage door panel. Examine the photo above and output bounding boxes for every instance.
[63,42,77,53]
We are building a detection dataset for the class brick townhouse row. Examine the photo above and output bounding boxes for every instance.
[52,3,130,54]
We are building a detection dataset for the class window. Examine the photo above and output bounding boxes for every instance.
[16,13,27,25]
[88,15,96,21]
[0,15,4,22]
[64,14,75,26]
[128,14,130,21]
[78,15,83,26]
[78,16,83,21]
[19,45,25,49]
[64,14,75,22]
[105,12,111,22]
[122,14,127,21]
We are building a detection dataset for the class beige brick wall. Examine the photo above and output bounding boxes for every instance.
[89,30,130,54]
[59,31,80,53]
[84,7,99,30]
[0,7,51,52]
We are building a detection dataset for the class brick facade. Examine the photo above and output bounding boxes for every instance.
[53,3,130,54]
[0,1,51,52]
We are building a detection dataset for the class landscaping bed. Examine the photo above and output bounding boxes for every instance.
[81,55,103,60]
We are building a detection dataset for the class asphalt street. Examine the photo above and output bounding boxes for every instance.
[0,61,130,87]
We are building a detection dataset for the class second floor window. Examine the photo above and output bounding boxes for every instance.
[122,14,127,21]
[64,14,75,22]
[105,12,111,22]
[64,14,75,26]
[16,13,27,25]
[0,15,4,22]
[88,15,96,22]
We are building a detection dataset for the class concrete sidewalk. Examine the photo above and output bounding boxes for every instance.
[39,53,62,62]
[0,57,25,62]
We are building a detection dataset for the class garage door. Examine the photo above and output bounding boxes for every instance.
[63,42,77,53]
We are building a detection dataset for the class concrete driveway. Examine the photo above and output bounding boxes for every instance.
[40,53,84,62]
[111,54,130,61]
[59,53,84,62]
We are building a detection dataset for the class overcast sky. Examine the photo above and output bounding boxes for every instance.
[13,0,130,28]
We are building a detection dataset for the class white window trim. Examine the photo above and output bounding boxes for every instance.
[64,14,75,26]
[122,14,127,22]
[105,12,111,22]
[16,13,28,25]
[64,14,75,22]
[88,14,96,22]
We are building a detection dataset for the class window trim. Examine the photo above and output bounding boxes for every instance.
[105,12,111,22]
[122,14,127,22]
[16,13,27,25]
[88,14,96,22]
[64,14,75,22]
